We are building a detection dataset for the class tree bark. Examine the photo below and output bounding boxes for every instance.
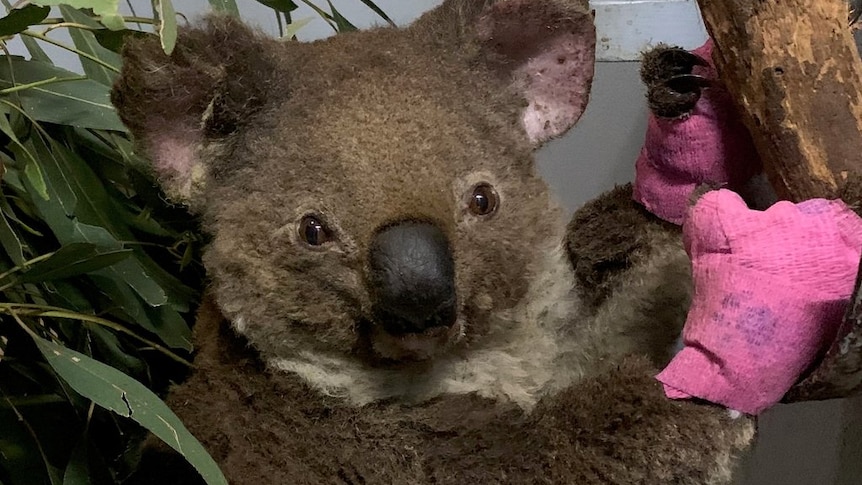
[696,0,862,202]
[695,0,862,401]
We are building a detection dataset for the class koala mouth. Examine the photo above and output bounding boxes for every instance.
[367,310,463,363]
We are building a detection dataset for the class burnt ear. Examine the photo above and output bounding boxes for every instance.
[419,0,596,145]
[111,15,277,205]
[478,0,595,144]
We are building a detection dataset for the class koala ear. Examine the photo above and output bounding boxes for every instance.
[478,0,595,144]
[111,15,277,205]
[420,0,596,145]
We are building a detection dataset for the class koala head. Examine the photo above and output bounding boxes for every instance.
[111,0,596,396]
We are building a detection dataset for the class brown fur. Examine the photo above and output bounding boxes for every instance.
[128,297,753,485]
[112,1,753,482]
[565,183,681,311]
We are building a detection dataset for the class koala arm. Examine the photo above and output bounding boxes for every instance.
[129,300,752,485]
[564,183,683,310]
[420,356,754,485]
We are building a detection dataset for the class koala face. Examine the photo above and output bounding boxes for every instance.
[201,31,566,364]
[112,0,596,397]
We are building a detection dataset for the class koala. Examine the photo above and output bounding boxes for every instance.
[112,1,755,483]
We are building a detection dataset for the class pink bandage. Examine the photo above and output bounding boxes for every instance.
[656,190,862,415]
[632,40,762,225]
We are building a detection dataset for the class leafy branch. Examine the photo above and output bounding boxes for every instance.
[0,1,392,484]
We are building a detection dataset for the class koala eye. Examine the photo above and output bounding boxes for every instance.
[299,215,332,246]
[468,183,498,216]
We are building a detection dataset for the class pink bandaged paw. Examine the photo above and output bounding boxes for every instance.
[632,40,762,225]
[656,189,862,414]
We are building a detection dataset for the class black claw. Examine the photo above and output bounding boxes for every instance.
[647,83,701,119]
[640,45,709,86]
[665,74,712,93]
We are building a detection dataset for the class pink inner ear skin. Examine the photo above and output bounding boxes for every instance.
[148,130,200,199]
[517,34,594,144]
[476,0,596,146]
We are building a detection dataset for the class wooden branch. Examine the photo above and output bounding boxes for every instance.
[696,0,862,401]
[786,259,862,401]
[697,0,862,202]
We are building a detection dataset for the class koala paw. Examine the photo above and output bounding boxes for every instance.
[641,45,711,119]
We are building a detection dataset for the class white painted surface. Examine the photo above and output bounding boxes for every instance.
[592,0,709,60]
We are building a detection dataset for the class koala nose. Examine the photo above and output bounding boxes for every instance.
[369,221,457,334]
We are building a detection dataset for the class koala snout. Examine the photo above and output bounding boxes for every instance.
[369,221,457,335]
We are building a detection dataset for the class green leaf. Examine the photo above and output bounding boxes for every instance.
[256,0,297,12]
[155,0,177,55]
[86,323,145,376]
[357,0,395,27]
[30,334,228,485]
[0,406,59,485]
[22,134,171,307]
[0,107,50,202]
[23,158,48,201]
[19,243,133,283]
[98,13,124,31]
[0,58,125,131]
[61,437,89,485]
[326,0,356,32]
[298,0,335,31]
[92,28,153,53]
[283,17,313,39]
[32,1,122,28]
[58,6,122,86]
[45,280,93,313]
[13,134,194,350]
[21,35,52,63]
[207,0,239,16]
[0,206,25,265]
[0,5,50,37]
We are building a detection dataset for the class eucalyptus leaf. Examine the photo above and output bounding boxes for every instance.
[0,58,125,132]
[22,158,48,201]
[20,36,51,64]
[19,243,132,283]
[0,407,55,485]
[0,207,25,265]
[326,1,356,32]
[0,107,43,199]
[30,334,227,485]
[32,1,122,28]
[86,323,146,377]
[61,437,89,485]
[256,0,298,12]
[44,280,93,313]
[15,135,191,343]
[0,5,50,37]
[40,138,179,306]
[92,29,153,53]
[98,13,125,31]
[58,6,122,86]
[207,0,240,16]
[357,0,395,27]
[155,0,177,55]
[146,303,193,351]
[283,17,313,39]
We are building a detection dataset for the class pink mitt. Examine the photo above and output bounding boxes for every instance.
[633,40,762,225]
[656,189,862,415]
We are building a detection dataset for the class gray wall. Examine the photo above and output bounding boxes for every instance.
[9,1,861,483]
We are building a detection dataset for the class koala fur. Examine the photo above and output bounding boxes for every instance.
[113,1,755,483]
